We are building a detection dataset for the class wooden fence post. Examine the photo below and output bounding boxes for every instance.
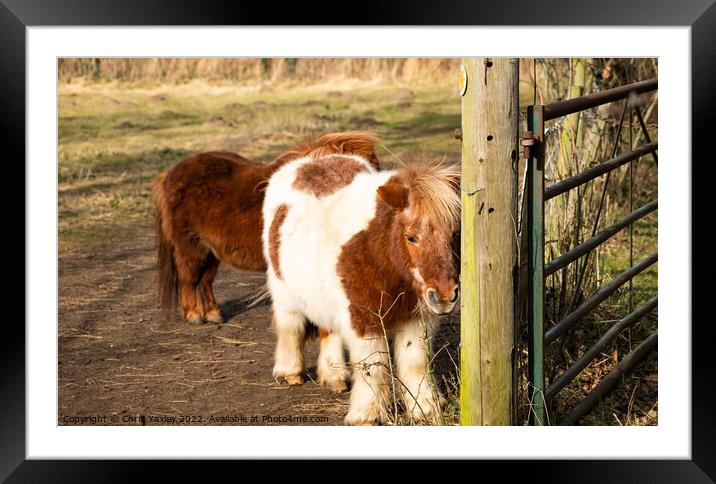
[460,58,519,425]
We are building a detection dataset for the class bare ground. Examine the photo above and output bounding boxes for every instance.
[58,220,461,426]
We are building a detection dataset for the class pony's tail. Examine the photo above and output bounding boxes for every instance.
[247,283,271,308]
[152,172,178,315]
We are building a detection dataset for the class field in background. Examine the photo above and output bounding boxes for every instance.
[58,58,657,426]
[59,77,464,243]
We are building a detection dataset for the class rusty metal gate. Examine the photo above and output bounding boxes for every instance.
[523,78,658,425]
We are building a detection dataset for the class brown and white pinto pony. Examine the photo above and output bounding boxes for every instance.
[152,132,380,325]
[262,153,460,425]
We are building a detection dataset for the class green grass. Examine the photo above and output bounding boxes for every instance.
[58,79,463,243]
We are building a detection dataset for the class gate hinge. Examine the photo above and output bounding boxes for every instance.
[520,131,540,160]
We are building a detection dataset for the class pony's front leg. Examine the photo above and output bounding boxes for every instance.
[344,332,391,425]
[272,309,306,385]
[393,319,445,424]
[317,329,349,393]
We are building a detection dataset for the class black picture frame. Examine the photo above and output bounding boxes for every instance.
[5,0,713,481]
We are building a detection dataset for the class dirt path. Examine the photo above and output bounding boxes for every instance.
[58,220,460,426]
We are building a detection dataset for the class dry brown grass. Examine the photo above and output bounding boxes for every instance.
[59,58,462,84]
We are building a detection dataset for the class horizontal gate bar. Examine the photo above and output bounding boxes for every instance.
[545,142,658,201]
[543,78,658,121]
[559,332,658,425]
[545,252,658,345]
[545,296,658,401]
[545,200,658,277]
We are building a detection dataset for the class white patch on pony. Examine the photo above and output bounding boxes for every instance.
[262,154,393,336]
[410,267,425,286]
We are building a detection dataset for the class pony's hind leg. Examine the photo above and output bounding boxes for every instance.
[317,329,349,393]
[199,255,222,324]
[174,240,209,324]
[272,309,307,385]
[344,333,391,425]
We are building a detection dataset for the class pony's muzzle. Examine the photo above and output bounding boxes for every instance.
[425,286,459,315]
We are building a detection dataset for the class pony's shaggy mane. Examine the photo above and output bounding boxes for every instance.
[275,131,380,167]
[398,162,461,231]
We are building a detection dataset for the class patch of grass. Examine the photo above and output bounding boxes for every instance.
[59,226,104,244]
[58,79,462,250]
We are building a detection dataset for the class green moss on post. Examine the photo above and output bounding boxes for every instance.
[460,58,518,426]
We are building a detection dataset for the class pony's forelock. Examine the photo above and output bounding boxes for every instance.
[398,162,461,231]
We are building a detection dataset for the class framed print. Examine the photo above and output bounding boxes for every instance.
[5,0,714,480]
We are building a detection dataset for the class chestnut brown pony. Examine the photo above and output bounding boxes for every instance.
[152,132,380,324]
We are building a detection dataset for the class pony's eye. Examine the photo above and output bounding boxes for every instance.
[405,235,418,245]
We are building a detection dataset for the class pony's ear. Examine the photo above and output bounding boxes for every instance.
[377,182,409,210]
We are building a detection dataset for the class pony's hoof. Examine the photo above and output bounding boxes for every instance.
[186,314,205,325]
[344,407,384,426]
[320,376,349,393]
[407,394,447,423]
[205,311,223,324]
[284,374,304,385]
[327,379,349,393]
